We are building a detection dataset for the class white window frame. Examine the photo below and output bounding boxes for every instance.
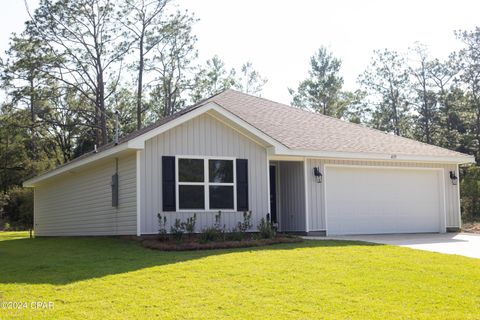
[175,156,237,212]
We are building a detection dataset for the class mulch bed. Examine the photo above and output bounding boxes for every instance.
[462,222,480,234]
[141,236,303,251]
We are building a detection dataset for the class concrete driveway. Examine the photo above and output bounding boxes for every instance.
[306,233,480,259]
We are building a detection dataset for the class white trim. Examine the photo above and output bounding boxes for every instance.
[268,155,306,161]
[276,162,282,232]
[456,164,462,228]
[276,149,475,164]
[175,156,237,212]
[440,169,447,233]
[323,164,446,236]
[304,157,309,233]
[266,157,271,216]
[136,151,141,236]
[33,188,36,234]
[324,163,448,171]
[322,162,328,234]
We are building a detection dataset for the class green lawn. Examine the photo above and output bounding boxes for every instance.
[0,232,479,319]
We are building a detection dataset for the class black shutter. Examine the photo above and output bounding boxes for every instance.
[236,159,249,211]
[162,156,176,211]
[111,173,119,207]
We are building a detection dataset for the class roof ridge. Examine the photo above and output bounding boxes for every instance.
[223,89,471,158]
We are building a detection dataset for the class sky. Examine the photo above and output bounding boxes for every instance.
[2,0,479,105]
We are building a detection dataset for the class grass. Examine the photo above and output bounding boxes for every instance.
[0,232,479,319]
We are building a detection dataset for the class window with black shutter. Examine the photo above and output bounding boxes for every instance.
[175,157,240,211]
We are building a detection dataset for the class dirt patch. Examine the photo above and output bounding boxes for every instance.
[141,236,303,251]
[462,221,480,234]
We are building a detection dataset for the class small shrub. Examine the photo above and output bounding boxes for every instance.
[214,211,226,231]
[215,211,227,240]
[157,213,168,241]
[199,227,221,243]
[182,214,197,236]
[4,222,11,231]
[257,217,276,239]
[199,212,225,243]
[225,227,244,241]
[170,218,185,241]
[237,211,252,233]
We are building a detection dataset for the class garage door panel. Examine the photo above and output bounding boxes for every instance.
[326,166,443,235]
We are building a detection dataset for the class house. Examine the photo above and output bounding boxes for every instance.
[23,89,475,236]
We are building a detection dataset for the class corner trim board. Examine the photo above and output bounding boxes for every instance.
[136,150,141,236]
[304,158,309,233]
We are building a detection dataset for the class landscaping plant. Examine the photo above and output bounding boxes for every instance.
[257,217,276,239]
[182,214,197,237]
[237,211,252,233]
[170,219,185,241]
[199,227,222,243]
[157,213,168,241]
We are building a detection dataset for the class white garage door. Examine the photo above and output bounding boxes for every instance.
[325,166,444,235]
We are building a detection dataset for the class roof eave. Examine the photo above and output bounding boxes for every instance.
[269,148,476,164]
[23,143,139,187]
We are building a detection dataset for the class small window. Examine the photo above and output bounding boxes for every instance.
[177,157,235,211]
[179,185,205,210]
[209,185,234,209]
[209,160,233,183]
[179,158,204,182]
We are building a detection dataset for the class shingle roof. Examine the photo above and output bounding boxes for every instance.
[209,89,472,160]
[36,89,476,175]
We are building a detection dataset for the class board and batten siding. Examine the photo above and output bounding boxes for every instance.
[139,113,269,234]
[306,158,461,232]
[278,161,306,232]
[34,153,137,236]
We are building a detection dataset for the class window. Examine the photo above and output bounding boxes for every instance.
[208,159,234,209]
[177,157,236,211]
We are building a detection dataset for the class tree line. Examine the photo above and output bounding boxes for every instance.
[1,0,479,227]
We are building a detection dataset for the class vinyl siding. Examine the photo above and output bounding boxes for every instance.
[278,161,306,232]
[139,113,269,234]
[34,153,137,236]
[307,159,461,231]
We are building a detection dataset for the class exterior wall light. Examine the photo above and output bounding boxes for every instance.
[449,171,458,185]
[313,167,323,183]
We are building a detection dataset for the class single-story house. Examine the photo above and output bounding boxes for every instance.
[24,89,475,236]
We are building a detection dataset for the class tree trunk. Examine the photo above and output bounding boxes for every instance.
[475,99,480,162]
[96,58,108,145]
[392,95,400,136]
[2,130,9,193]
[136,33,145,130]
[422,77,431,144]
[29,77,37,159]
